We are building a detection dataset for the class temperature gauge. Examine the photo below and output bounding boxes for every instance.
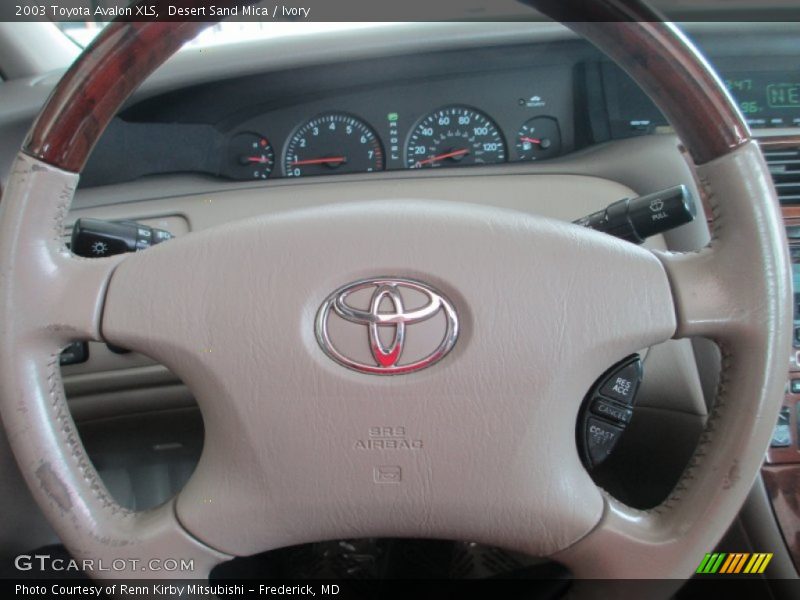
[226,132,275,180]
[515,117,561,161]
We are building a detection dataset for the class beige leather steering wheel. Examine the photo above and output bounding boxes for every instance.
[0,0,792,586]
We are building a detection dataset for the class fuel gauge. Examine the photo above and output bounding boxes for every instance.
[226,132,275,180]
[515,117,561,162]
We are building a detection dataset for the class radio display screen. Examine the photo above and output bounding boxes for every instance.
[723,71,800,128]
[597,64,800,138]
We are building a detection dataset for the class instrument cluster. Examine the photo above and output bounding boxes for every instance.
[222,101,564,181]
[80,62,575,188]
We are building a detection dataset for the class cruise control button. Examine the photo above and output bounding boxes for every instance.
[590,398,633,424]
[585,417,624,467]
[599,359,642,405]
[577,354,643,472]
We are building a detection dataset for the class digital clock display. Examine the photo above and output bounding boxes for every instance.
[723,71,800,128]
[597,64,800,142]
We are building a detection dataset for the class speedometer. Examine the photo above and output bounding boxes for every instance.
[405,106,507,169]
[284,112,384,177]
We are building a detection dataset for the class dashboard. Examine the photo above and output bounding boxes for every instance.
[76,35,800,190]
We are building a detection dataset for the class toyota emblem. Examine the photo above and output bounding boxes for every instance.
[315,278,459,375]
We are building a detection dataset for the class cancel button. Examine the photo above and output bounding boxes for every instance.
[590,398,633,425]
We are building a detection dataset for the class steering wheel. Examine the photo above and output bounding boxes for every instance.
[0,0,791,587]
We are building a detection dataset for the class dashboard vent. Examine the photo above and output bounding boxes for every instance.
[763,145,800,204]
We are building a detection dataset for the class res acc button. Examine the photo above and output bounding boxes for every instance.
[598,359,642,405]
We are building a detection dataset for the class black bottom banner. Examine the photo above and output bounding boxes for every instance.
[4,577,800,600]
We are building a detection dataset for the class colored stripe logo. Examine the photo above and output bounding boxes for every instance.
[696,553,773,574]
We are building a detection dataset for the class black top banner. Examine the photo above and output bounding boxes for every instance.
[2,0,800,22]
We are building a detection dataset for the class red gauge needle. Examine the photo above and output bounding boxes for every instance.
[290,156,347,166]
[415,148,469,167]
[520,136,542,145]
[245,156,271,164]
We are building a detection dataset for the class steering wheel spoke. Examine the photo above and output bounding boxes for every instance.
[0,155,125,345]
[548,496,708,589]
[0,153,229,579]
[658,143,791,344]
[550,142,792,582]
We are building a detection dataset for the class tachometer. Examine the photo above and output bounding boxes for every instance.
[405,106,506,169]
[283,113,384,177]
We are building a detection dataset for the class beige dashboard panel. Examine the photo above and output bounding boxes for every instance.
[70,173,643,234]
